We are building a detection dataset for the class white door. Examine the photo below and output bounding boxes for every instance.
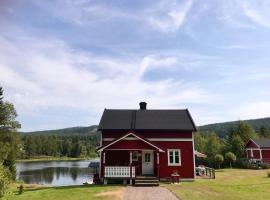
[142,151,154,175]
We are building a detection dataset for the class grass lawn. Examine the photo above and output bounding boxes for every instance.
[163,169,270,200]
[10,184,123,200]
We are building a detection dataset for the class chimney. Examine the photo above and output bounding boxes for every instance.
[139,102,147,110]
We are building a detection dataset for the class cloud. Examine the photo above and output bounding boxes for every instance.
[0,32,215,130]
[217,0,270,29]
[147,0,194,32]
[138,55,178,77]
[32,0,194,33]
[233,101,270,119]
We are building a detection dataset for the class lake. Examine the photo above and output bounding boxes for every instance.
[16,160,97,186]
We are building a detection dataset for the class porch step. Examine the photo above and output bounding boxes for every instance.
[135,176,159,186]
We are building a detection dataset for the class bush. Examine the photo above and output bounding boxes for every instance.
[267,172,270,177]
[225,152,236,168]
[0,164,11,198]
[235,158,253,169]
[260,163,270,169]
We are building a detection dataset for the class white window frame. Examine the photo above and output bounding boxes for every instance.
[167,149,181,166]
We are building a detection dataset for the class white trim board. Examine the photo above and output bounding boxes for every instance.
[97,132,165,152]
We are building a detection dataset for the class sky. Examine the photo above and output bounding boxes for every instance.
[1,0,270,131]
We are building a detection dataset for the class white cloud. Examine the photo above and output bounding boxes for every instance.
[33,0,194,33]
[0,33,215,130]
[233,101,270,119]
[217,0,270,29]
[147,0,193,32]
[138,55,178,77]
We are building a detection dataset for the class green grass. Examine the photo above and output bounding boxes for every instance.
[163,169,270,200]
[10,184,123,200]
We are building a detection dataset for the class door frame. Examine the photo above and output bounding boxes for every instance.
[142,150,154,175]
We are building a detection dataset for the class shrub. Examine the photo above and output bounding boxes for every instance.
[260,163,270,169]
[225,152,237,168]
[0,164,11,198]
[267,172,270,177]
[214,154,224,169]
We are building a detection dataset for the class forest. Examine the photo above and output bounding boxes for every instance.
[20,134,99,159]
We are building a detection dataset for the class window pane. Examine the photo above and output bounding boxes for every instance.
[175,155,179,163]
[169,155,174,163]
[175,151,179,156]
[169,151,173,156]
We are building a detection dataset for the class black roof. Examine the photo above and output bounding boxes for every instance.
[253,138,270,148]
[98,109,197,131]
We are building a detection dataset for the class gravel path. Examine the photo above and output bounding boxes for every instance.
[123,186,179,200]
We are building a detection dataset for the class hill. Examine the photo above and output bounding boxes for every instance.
[21,117,270,138]
[21,125,98,136]
[199,117,270,137]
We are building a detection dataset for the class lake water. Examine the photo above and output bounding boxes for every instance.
[16,160,97,186]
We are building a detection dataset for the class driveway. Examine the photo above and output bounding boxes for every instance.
[123,186,179,200]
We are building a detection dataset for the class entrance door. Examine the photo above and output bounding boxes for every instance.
[142,151,154,175]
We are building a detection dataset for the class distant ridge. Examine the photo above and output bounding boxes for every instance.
[199,117,270,137]
[21,117,270,138]
[21,125,98,136]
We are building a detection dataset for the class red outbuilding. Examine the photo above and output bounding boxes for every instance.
[245,138,270,163]
[97,102,197,185]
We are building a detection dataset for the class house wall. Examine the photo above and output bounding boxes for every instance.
[155,141,194,179]
[252,150,261,159]
[100,131,195,180]
[246,140,259,148]
[262,150,270,163]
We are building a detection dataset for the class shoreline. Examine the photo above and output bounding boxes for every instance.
[16,157,99,162]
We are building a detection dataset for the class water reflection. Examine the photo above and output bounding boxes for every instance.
[16,160,97,186]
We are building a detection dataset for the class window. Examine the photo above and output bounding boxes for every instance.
[250,150,254,158]
[132,151,138,161]
[168,149,181,166]
[145,153,151,162]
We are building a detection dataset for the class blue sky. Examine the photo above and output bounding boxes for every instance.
[1,0,270,131]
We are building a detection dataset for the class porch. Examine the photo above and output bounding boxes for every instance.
[101,150,161,184]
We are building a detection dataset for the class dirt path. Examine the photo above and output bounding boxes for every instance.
[123,186,179,200]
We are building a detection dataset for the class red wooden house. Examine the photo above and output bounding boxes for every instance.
[97,102,197,185]
[245,138,270,163]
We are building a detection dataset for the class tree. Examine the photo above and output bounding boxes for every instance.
[194,132,207,153]
[0,164,10,198]
[204,133,221,158]
[214,154,224,169]
[259,126,270,138]
[230,121,257,143]
[0,87,21,180]
[225,152,236,168]
[230,135,245,158]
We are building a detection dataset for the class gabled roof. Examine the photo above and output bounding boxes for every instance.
[96,132,165,152]
[98,109,196,131]
[252,138,270,148]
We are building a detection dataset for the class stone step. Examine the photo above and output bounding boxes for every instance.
[134,176,159,187]
[134,182,159,187]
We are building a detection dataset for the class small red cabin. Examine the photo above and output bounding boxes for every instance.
[97,102,197,184]
[245,138,270,163]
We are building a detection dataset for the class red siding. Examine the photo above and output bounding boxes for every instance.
[252,150,261,159]
[156,141,194,179]
[108,140,157,150]
[262,150,270,163]
[246,140,259,148]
